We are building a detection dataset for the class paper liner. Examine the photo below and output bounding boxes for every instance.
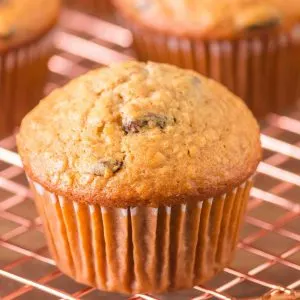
[64,0,114,18]
[28,178,253,294]
[126,20,300,118]
[0,31,55,138]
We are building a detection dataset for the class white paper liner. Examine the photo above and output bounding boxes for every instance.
[29,177,253,294]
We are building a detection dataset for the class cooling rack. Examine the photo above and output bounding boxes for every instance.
[0,8,300,300]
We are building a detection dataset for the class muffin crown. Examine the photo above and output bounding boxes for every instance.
[113,0,300,39]
[0,0,61,52]
[17,61,261,207]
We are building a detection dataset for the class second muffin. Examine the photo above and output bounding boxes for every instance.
[17,61,261,294]
[113,0,300,118]
[0,0,61,137]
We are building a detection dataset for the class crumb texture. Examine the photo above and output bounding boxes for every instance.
[0,0,60,51]
[18,61,261,206]
[113,0,300,38]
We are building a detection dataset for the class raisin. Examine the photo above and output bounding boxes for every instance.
[192,76,201,85]
[91,159,123,176]
[122,113,171,134]
[246,17,280,31]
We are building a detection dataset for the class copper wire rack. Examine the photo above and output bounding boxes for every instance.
[0,8,300,300]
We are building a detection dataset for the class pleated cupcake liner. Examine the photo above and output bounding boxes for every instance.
[28,175,253,294]
[125,19,300,118]
[0,30,55,138]
[64,0,114,19]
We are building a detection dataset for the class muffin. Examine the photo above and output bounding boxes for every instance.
[112,0,300,118]
[0,0,61,137]
[64,0,114,19]
[17,61,261,294]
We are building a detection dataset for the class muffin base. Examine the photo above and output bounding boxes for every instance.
[29,178,253,294]
[0,30,54,138]
[126,20,300,118]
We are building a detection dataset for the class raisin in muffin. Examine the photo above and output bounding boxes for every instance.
[17,61,261,294]
[0,0,61,137]
[113,0,300,118]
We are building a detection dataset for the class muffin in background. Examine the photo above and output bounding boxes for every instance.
[17,61,261,294]
[64,0,114,19]
[0,0,61,137]
[112,0,300,118]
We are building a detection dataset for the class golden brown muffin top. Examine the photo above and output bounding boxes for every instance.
[113,0,300,39]
[17,61,261,207]
[0,0,61,52]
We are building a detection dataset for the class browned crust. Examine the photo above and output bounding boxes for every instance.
[17,61,262,208]
[112,0,299,40]
[22,145,261,208]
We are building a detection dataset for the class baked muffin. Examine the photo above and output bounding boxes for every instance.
[17,61,261,294]
[0,0,61,137]
[64,0,114,19]
[112,0,300,118]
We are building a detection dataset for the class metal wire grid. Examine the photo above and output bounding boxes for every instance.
[0,8,300,300]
